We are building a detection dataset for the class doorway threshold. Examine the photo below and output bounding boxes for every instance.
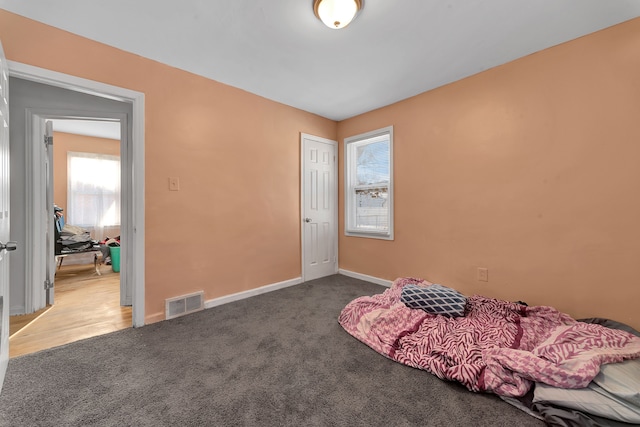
[9,306,53,339]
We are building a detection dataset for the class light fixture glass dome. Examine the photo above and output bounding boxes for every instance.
[314,0,362,30]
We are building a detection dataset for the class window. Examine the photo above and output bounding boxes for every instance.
[67,151,120,240]
[344,126,393,239]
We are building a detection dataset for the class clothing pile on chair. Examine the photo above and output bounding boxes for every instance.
[57,224,96,254]
[54,205,95,255]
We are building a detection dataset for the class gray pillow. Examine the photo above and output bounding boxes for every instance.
[400,284,466,317]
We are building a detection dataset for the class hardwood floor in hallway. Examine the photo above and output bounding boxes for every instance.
[8,262,132,358]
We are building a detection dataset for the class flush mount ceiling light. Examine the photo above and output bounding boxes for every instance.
[313,0,363,30]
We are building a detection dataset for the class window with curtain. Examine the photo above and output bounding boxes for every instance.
[67,151,120,241]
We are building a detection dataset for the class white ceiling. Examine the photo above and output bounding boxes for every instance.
[3,1,640,121]
[51,119,121,140]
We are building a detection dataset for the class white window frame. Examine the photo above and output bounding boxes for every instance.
[344,125,394,240]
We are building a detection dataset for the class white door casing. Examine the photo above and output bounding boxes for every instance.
[0,40,13,393]
[28,113,131,310]
[9,61,145,327]
[301,134,338,281]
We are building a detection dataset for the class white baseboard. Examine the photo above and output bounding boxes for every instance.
[153,272,386,323]
[145,312,166,325]
[9,305,27,316]
[204,277,303,309]
[338,269,392,287]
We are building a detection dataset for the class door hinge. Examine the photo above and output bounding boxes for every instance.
[44,279,54,290]
[44,135,53,146]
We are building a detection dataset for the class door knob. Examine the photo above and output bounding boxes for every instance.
[304,218,312,223]
[0,241,17,252]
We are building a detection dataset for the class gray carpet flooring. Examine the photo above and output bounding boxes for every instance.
[0,275,545,426]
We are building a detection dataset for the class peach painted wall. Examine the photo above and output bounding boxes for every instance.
[338,18,640,330]
[0,10,337,323]
[53,131,121,238]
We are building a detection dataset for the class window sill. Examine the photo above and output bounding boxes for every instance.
[345,230,394,241]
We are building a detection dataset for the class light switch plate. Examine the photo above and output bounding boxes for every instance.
[169,177,180,191]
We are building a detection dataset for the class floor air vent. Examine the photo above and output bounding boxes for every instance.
[165,291,204,320]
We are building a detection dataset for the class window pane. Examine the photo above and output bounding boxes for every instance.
[355,186,388,230]
[356,141,389,186]
[67,152,121,233]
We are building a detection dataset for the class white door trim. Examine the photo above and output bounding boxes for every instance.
[8,61,146,327]
[300,133,338,281]
[26,110,130,310]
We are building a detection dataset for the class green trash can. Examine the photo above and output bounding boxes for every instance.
[109,246,121,272]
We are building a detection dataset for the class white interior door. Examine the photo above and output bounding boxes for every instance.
[0,40,16,393]
[301,134,337,281]
[44,121,55,305]
[27,114,50,313]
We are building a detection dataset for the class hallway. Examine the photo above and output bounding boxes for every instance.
[9,263,131,358]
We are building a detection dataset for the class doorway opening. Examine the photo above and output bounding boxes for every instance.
[9,118,131,357]
[6,62,145,358]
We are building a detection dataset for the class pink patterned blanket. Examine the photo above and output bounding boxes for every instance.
[338,278,640,397]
